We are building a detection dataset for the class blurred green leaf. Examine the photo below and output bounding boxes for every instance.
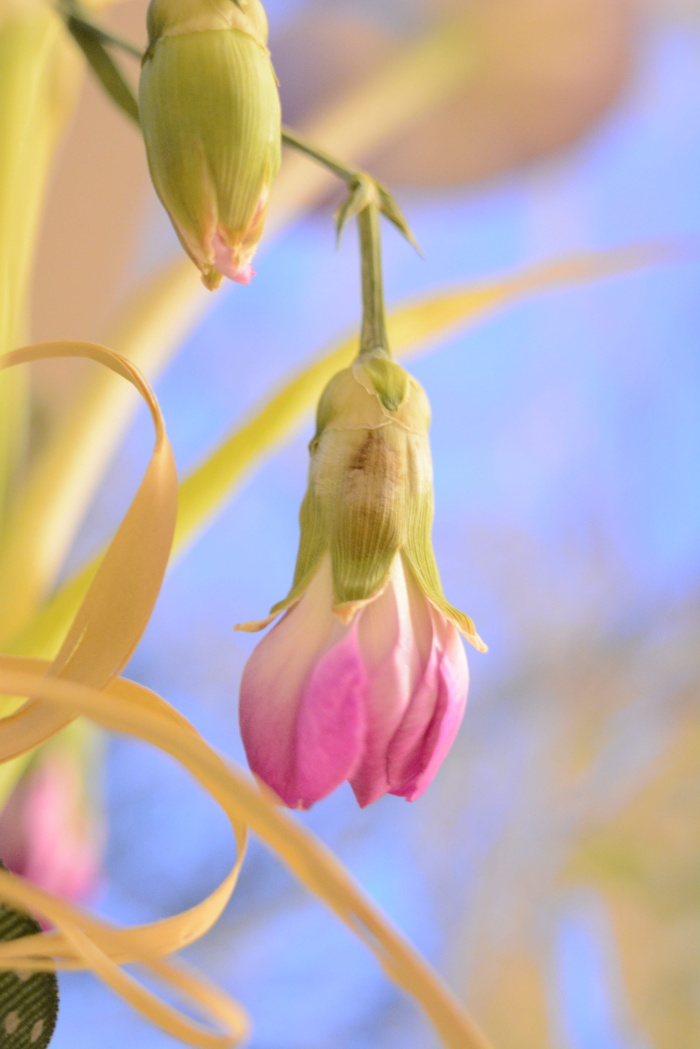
[64,13,139,125]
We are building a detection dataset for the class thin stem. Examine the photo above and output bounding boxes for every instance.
[56,2,143,61]
[282,130,391,360]
[357,200,389,358]
[282,127,360,186]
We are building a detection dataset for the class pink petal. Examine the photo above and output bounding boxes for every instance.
[349,662,404,808]
[241,627,366,809]
[239,559,365,808]
[0,756,102,903]
[291,632,366,808]
[350,557,433,807]
[385,641,441,790]
[211,229,255,285]
[388,614,469,801]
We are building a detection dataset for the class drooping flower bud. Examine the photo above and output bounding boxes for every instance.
[237,357,486,809]
[139,0,281,289]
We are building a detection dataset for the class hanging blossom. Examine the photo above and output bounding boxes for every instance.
[139,0,281,289]
[237,357,486,809]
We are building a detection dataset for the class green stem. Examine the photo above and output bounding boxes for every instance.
[282,129,390,359]
[281,127,361,186]
[281,125,419,256]
[357,199,389,358]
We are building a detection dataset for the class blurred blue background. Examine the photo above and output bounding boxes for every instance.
[45,3,699,1047]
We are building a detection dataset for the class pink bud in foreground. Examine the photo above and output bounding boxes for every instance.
[240,554,469,809]
[0,750,103,904]
[237,358,485,809]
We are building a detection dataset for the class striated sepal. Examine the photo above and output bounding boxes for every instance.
[140,0,281,288]
[240,357,483,648]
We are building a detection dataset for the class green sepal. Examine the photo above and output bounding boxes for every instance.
[268,480,329,617]
[334,176,375,247]
[375,183,422,256]
[271,415,406,618]
[311,369,347,439]
[334,174,421,255]
[361,355,409,412]
[140,29,280,228]
[328,423,404,612]
[275,365,430,617]
[403,488,486,651]
[146,0,269,50]
[139,24,281,281]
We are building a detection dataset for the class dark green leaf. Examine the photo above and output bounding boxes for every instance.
[0,862,59,1048]
[67,17,140,125]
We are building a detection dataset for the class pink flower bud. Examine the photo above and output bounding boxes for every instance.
[237,359,484,808]
[239,554,469,809]
[0,752,103,904]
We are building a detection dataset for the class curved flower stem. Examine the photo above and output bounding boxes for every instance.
[282,128,407,361]
[280,127,357,185]
[281,125,419,252]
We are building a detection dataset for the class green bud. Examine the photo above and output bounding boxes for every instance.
[139,0,281,289]
[267,359,485,650]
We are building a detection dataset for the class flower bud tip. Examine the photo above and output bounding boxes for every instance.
[212,230,256,285]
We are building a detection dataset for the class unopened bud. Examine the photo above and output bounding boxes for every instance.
[236,356,485,810]
[139,0,281,289]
